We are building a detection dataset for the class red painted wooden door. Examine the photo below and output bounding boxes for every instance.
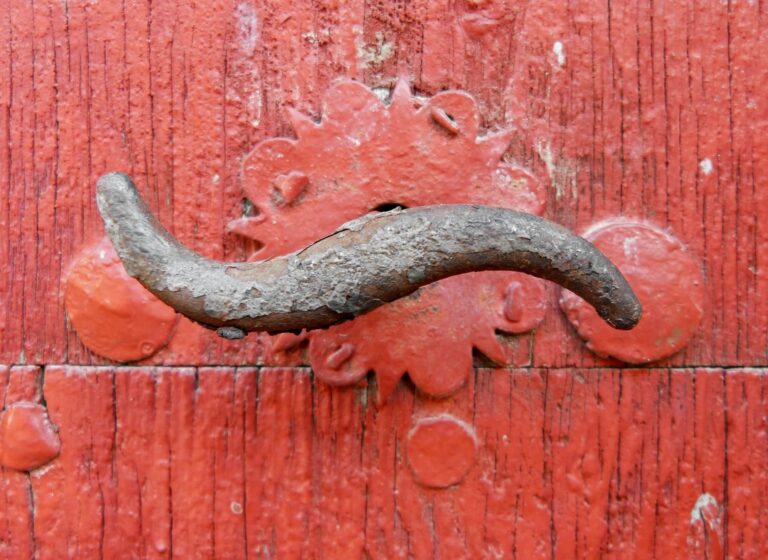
[1,1,766,558]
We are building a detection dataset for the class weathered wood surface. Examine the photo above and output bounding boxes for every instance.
[0,0,766,558]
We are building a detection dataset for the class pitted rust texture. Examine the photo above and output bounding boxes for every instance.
[96,172,641,334]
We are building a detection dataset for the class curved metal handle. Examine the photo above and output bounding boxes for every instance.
[96,172,641,335]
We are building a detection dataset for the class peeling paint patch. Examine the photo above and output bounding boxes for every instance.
[534,140,578,199]
[248,91,263,128]
[31,461,57,479]
[699,158,713,175]
[535,141,556,193]
[372,87,390,103]
[233,2,263,129]
[235,2,260,55]
[622,235,639,260]
[357,31,394,68]
[553,41,566,67]
[690,493,719,526]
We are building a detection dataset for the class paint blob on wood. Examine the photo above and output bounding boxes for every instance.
[0,402,60,471]
[65,238,178,362]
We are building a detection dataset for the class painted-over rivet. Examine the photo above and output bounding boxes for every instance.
[502,281,524,322]
[560,220,704,363]
[430,107,460,134]
[406,415,477,488]
[273,171,309,205]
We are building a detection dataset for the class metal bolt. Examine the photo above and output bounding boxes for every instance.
[431,107,460,135]
[325,343,356,370]
[273,171,309,205]
[503,281,523,322]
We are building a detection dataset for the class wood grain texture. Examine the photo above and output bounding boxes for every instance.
[1,0,767,558]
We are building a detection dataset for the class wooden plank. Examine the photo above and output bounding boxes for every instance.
[31,366,116,559]
[0,0,765,367]
[1,366,756,557]
[724,369,768,559]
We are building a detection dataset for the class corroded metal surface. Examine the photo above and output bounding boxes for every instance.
[97,172,641,335]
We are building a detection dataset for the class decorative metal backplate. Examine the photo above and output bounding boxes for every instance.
[231,79,548,401]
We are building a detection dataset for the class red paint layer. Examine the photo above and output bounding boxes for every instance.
[0,0,766,558]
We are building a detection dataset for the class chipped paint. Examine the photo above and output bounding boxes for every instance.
[372,87,390,103]
[553,41,566,67]
[690,493,719,526]
[235,2,260,54]
[534,140,578,199]
[233,2,263,130]
[30,461,57,479]
[357,31,394,68]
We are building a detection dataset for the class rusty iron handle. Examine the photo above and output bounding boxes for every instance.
[96,172,641,335]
